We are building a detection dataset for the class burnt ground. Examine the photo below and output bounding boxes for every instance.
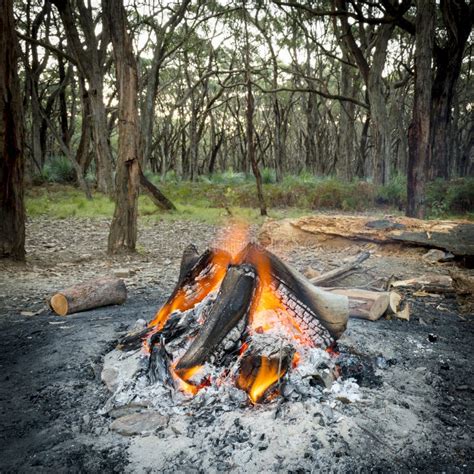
[0,216,473,473]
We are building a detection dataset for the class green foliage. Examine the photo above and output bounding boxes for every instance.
[426,177,474,217]
[41,156,76,184]
[376,174,407,208]
[208,170,248,185]
[261,168,277,184]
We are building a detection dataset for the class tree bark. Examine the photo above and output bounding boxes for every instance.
[105,0,141,254]
[407,0,435,218]
[0,0,26,260]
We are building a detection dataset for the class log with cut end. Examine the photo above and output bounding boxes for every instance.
[327,288,390,321]
[236,333,295,403]
[49,277,127,316]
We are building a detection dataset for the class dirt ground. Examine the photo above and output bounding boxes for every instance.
[0,216,473,472]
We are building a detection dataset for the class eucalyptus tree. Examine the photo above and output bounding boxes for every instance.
[0,0,25,260]
[104,0,141,253]
[50,0,114,194]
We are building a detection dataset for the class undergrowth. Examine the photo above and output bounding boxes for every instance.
[26,173,473,222]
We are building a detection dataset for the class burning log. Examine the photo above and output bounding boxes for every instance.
[178,244,200,282]
[115,239,351,404]
[236,333,295,403]
[49,277,127,316]
[148,247,232,330]
[239,244,349,340]
[176,264,257,371]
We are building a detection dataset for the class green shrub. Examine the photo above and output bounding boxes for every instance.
[261,168,277,184]
[446,178,474,213]
[43,156,76,183]
[209,170,248,185]
[426,177,474,217]
[376,174,407,208]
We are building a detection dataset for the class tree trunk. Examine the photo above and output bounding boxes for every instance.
[338,50,356,181]
[407,0,435,218]
[88,76,114,194]
[105,0,141,254]
[430,0,472,179]
[244,7,267,216]
[0,0,25,260]
[366,24,394,185]
[139,167,176,211]
[76,77,94,176]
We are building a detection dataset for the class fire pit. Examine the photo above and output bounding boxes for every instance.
[100,226,378,414]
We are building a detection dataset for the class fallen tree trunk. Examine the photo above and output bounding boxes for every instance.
[327,288,390,321]
[139,167,176,211]
[49,277,127,316]
[391,274,454,293]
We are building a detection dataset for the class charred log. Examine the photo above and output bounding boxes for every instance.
[148,342,174,387]
[178,244,200,283]
[176,264,257,371]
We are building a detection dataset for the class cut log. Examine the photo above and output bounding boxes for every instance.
[49,277,127,316]
[388,291,402,314]
[236,333,294,403]
[327,288,390,321]
[176,264,257,371]
[309,252,371,286]
[391,274,454,293]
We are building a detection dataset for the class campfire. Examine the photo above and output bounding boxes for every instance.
[114,225,350,405]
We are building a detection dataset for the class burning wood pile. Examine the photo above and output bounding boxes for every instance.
[108,227,353,406]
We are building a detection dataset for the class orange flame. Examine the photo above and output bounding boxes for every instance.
[248,251,313,347]
[172,364,207,396]
[216,220,250,263]
[148,250,231,331]
[247,357,286,404]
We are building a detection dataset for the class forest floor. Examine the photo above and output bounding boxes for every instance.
[0,213,473,472]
